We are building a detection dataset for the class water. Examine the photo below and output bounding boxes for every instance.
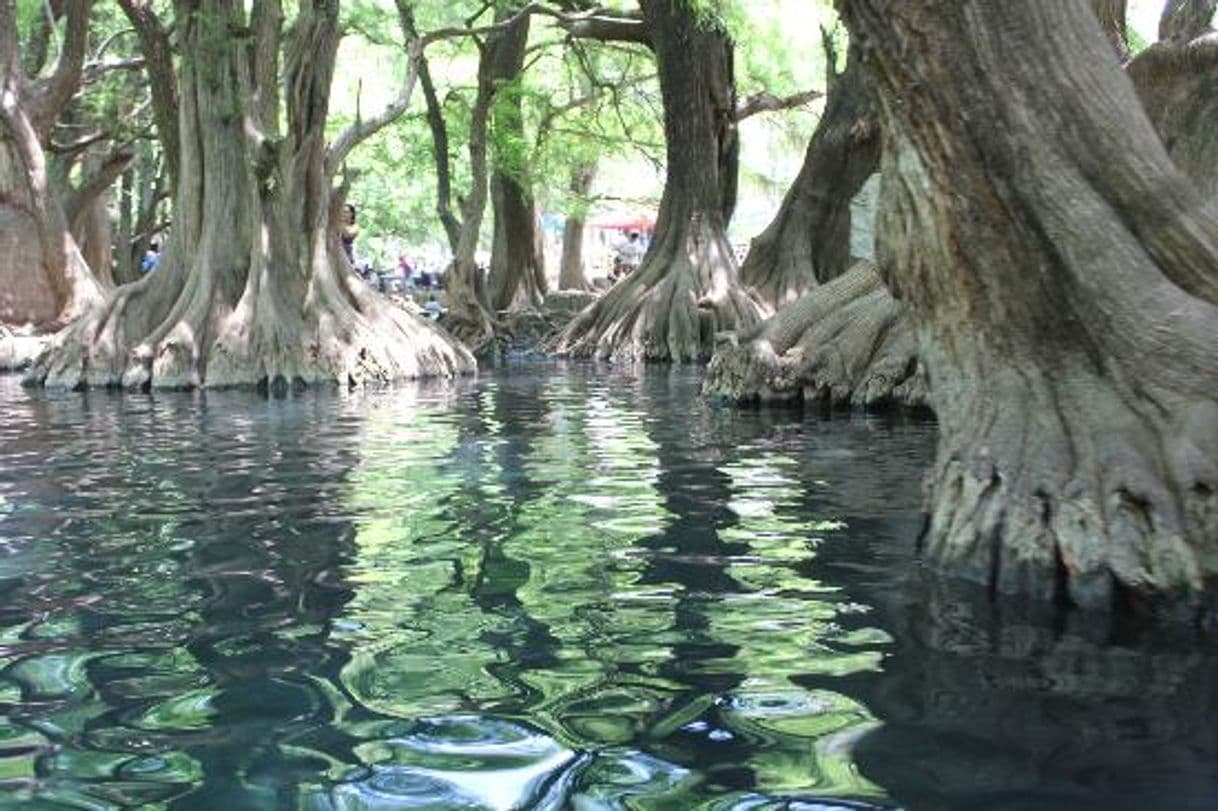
[0,366,1214,810]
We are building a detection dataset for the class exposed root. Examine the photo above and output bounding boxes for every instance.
[554,215,764,362]
[920,364,1218,623]
[26,258,475,390]
[704,261,926,409]
[206,270,474,389]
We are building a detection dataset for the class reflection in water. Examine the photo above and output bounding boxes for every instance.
[0,368,1216,810]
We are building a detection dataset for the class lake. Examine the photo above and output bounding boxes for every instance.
[0,366,1214,810]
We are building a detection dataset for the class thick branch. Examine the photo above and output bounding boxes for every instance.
[326,10,421,175]
[64,143,136,226]
[28,0,91,136]
[417,49,462,252]
[421,4,652,49]
[49,128,107,155]
[116,0,179,193]
[734,89,822,122]
[22,0,57,78]
[82,56,145,82]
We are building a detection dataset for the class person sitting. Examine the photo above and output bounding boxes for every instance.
[340,204,359,264]
[140,242,161,274]
[423,294,444,320]
[613,231,645,280]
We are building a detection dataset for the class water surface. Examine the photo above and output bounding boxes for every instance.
[0,367,1214,810]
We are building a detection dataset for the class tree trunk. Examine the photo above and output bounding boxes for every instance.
[841,0,1218,620]
[0,0,103,330]
[558,162,596,291]
[28,0,473,390]
[73,193,113,288]
[487,9,547,313]
[433,18,511,351]
[1090,0,1130,60]
[1160,0,1217,41]
[555,0,763,362]
[738,44,880,308]
[115,166,135,284]
[1127,20,1218,199]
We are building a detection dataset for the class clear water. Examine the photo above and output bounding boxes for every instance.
[0,366,1214,811]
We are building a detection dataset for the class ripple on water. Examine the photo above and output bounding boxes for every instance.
[0,371,1211,810]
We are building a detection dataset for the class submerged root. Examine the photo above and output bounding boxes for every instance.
[921,369,1218,624]
[704,261,926,409]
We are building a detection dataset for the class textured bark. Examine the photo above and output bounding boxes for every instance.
[1128,31,1218,199]
[487,10,547,313]
[73,192,113,287]
[28,0,473,390]
[705,261,924,408]
[739,44,879,308]
[66,145,136,286]
[555,0,762,362]
[1160,0,1217,41]
[116,0,179,193]
[558,162,596,292]
[1090,0,1130,59]
[0,0,103,329]
[842,0,1218,620]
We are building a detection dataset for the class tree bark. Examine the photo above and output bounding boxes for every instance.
[1160,0,1217,41]
[738,43,879,308]
[555,0,763,362]
[705,260,925,408]
[487,9,548,313]
[558,161,596,291]
[0,0,103,330]
[841,0,1218,620]
[116,0,180,193]
[1128,22,1218,199]
[423,13,523,351]
[28,0,474,390]
[1090,0,1130,60]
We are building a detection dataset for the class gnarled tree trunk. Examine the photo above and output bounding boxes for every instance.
[738,43,879,308]
[0,0,103,331]
[487,9,547,313]
[1128,9,1218,199]
[842,0,1218,620]
[28,0,473,390]
[555,0,763,361]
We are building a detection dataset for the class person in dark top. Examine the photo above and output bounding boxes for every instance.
[340,204,359,263]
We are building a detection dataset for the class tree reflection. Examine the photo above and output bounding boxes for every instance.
[0,385,366,808]
[850,575,1218,810]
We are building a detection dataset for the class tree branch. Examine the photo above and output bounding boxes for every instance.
[65,142,136,226]
[326,28,421,174]
[82,55,145,83]
[117,0,179,193]
[734,89,823,122]
[28,0,91,136]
